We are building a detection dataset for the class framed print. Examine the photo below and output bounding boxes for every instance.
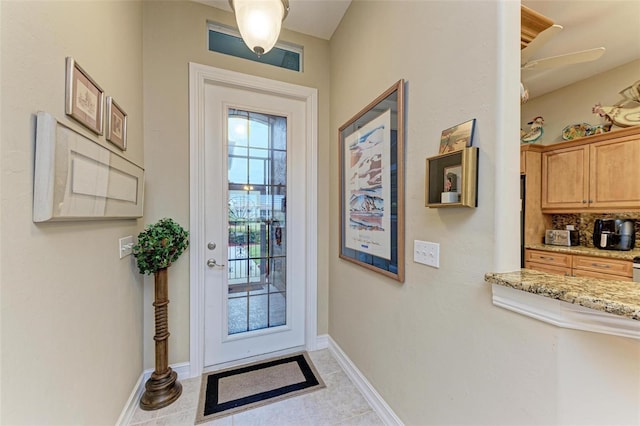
[339,80,405,282]
[106,96,127,151]
[65,57,104,135]
[438,118,476,154]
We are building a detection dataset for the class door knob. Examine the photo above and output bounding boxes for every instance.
[207,258,224,268]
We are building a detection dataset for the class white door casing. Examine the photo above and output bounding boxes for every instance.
[189,63,318,376]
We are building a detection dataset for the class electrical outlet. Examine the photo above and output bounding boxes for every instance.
[414,240,439,268]
[119,236,133,259]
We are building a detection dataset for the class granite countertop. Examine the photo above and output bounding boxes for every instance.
[526,243,640,261]
[485,269,640,321]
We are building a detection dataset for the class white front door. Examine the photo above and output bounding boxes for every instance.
[200,74,308,367]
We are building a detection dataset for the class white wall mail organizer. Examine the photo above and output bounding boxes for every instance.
[33,111,144,222]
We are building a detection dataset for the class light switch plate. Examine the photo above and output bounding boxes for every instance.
[414,240,440,268]
[119,236,133,259]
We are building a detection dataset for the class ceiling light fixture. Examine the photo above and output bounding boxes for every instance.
[229,0,290,57]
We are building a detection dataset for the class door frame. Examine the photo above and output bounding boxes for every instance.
[188,63,318,377]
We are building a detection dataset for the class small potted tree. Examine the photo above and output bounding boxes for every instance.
[133,218,189,410]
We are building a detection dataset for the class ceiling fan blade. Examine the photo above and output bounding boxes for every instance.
[521,24,563,65]
[522,47,606,71]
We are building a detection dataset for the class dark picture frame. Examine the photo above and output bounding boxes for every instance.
[339,80,405,283]
[106,96,127,151]
[65,57,104,135]
[438,118,476,154]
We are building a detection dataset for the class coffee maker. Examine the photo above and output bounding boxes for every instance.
[593,219,636,251]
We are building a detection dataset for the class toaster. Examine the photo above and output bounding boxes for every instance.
[545,229,580,246]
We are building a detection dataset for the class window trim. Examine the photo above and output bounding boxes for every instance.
[207,21,304,72]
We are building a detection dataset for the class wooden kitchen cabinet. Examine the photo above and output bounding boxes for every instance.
[541,145,589,210]
[588,137,640,209]
[572,255,632,281]
[520,144,550,247]
[571,269,632,281]
[525,262,572,276]
[525,249,572,267]
[525,249,572,276]
[524,248,633,281]
[541,126,640,213]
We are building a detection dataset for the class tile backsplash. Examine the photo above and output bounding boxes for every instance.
[552,213,640,248]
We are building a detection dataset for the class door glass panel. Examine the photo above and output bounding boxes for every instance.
[227,109,287,335]
[248,158,265,184]
[227,154,247,184]
[228,298,247,335]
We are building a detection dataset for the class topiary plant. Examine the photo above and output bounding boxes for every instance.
[133,218,189,275]
[134,218,189,408]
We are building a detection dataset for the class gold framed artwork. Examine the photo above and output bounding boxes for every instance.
[338,80,405,283]
[438,118,476,154]
[65,57,104,135]
[425,147,478,208]
[106,96,127,151]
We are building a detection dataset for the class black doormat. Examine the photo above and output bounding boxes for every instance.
[195,352,325,423]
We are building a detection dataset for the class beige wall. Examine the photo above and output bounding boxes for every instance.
[522,59,640,145]
[0,1,144,424]
[330,1,640,425]
[141,0,330,368]
[2,0,639,423]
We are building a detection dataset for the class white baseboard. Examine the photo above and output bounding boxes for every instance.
[116,362,190,426]
[116,373,144,426]
[328,337,403,426]
[315,333,329,350]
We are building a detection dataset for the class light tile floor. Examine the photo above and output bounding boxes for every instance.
[128,349,384,426]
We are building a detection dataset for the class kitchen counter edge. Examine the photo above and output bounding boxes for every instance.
[484,269,640,321]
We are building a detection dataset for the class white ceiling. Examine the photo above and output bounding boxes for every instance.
[197,1,640,100]
[522,0,640,99]
[196,0,352,40]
